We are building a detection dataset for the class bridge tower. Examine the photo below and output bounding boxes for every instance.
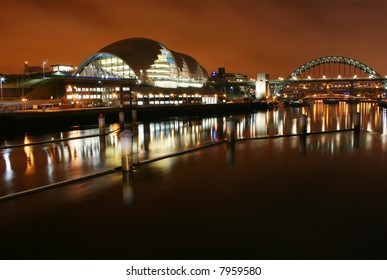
[255,73,270,99]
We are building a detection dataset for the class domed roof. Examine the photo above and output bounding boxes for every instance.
[98,38,165,76]
[75,37,208,88]
[100,37,207,78]
[170,50,208,77]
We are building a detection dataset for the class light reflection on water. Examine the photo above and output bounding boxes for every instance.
[0,101,387,196]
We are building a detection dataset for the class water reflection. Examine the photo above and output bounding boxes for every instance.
[353,131,360,148]
[135,117,225,161]
[299,136,307,155]
[122,171,134,207]
[1,101,387,196]
[226,142,235,168]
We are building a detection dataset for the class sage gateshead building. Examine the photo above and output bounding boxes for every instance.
[66,38,221,106]
[75,37,208,88]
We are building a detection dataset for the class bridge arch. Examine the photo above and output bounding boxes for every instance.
[274,56,384,94]
[288,56,382,80]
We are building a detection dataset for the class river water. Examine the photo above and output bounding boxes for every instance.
[0,101,386,197]
[1,101,387,259]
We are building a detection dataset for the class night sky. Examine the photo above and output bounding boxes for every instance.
[1,0,387,79]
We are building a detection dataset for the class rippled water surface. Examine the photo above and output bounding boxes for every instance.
[1,102,387,196]
[1,102,387,259]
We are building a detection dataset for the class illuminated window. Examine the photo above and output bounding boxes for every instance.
[76,53,138,80]
[146,46,179,88]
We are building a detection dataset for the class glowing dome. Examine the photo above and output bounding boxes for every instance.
[74,38,208,88]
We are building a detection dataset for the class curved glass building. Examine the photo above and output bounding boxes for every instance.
[74,38,208,88]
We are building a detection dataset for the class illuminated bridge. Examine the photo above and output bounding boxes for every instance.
[269,56,387,97]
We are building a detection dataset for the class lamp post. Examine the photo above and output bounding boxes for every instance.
[43,61,46,78]
[0,76,4,102]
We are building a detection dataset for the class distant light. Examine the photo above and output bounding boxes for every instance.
[52,65,74,72]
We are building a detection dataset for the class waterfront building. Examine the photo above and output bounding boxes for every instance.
[62,38,221,107]
[1,38,229,108]
[74,38,208,89]
[51,64,75,76]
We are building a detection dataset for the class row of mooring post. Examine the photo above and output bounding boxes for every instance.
[98,110,137,172]
[224,112,359,141]
[101,110,362,170]
[99,109,138,133]
[298,111,361,137]
[297,111,361,155]
[119,110,137,129]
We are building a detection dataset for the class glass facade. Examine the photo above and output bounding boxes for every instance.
[76,53,138,80]
[146,46,179,88]
[178,59,190,87]
[74,38,208,88]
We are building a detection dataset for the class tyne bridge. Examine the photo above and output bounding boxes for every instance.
[270,56,387,99]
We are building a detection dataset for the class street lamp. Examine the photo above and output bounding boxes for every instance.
[0,76,4,102]
[43,60,47,78]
